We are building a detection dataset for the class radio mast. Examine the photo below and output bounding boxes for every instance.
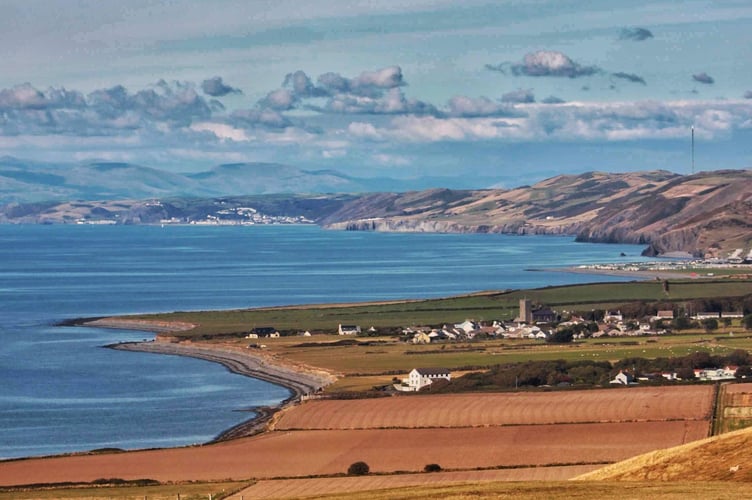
[691,126,695,174]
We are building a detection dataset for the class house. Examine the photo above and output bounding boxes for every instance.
[610,371,636,385]
[694,312,720,320]
[412,331,432,344]
[251,326,278,337]
[721,311,744,319]
[532,308,557,323]
[694,366,738,381]
[406,367,451,391]
[654,310,674,321]
[454,319,478,334]
[604,310,623,323]
[338,324,361,335]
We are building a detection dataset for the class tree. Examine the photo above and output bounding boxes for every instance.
[547,328,574,344]
[424,463,442,472]
[347,461,370,476]
[744,314,752,330]
[701,318,718,332]
[672,316,692,331]
[735,366,752,379]
[675,366,696,380]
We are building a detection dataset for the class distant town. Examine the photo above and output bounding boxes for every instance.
[75,202,314,226]
[577,252,752,275]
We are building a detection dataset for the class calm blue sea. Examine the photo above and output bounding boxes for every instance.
[0,224,652,459]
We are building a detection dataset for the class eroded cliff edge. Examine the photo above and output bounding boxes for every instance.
[319,170,752,258]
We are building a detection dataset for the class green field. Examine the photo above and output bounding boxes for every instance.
[99,278,751,382]
[129,279,752,338]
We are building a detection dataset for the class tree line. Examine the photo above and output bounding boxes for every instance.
[431,350,752,392]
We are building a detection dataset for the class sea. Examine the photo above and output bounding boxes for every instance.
[0,224,654,459]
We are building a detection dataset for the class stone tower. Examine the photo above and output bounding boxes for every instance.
[519,298,532,324]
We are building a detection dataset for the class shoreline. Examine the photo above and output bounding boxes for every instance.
[77,316,337,445]
[107,340,336,442]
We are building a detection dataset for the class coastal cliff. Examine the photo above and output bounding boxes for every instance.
[320,170,752,258]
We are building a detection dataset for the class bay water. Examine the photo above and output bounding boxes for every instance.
[0,224,651,459]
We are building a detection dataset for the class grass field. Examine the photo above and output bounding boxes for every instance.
[203,330,752,378]
[125,279,752,338]
[0,481,248,500]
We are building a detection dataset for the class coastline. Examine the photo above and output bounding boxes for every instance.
[84,317,336,443]
[535,266,697,280]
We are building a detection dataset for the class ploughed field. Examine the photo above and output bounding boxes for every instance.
[0,386,713,487]
[275,386,713,430]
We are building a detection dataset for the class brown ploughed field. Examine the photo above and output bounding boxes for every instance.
[276,386,713,430]
[0,385,714,487]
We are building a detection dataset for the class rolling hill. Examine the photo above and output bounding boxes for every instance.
[574,425,752,482]
[2,167,750,257]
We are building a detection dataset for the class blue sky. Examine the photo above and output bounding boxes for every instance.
[1,0,751,185]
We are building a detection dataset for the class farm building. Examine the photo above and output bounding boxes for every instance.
[338,324,361,335]
[406,367,451,391]
[610,371,636,385]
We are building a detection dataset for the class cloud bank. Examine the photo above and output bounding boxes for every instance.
[1,65,750,174]
[487,51,600,79]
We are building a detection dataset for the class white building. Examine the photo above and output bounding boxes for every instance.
[406,367,452,391]
[338,324,361,335]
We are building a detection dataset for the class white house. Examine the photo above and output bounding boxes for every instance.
[609,371,636,385]
[406,367,451,391]
[454,320,478,334]
[604,310,623,323]
[338,324,361,335]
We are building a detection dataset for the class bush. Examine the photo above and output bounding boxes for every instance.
[347,461,370,475]
[424,463,442,473]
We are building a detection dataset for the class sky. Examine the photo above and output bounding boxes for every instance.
[1,0,751,186]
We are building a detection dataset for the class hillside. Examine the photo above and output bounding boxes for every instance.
[2,169,750,257]
[574,425,752,482]
[320,170,752,257]
[0,157,499,203]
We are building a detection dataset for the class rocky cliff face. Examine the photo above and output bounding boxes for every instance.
[321,170,752,257]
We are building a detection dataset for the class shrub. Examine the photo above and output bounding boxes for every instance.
[424,463,442,473]
[347,461,370,475]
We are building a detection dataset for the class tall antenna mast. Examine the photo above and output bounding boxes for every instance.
[691,126,695,174]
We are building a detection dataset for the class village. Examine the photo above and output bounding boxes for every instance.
[245,298,749,392]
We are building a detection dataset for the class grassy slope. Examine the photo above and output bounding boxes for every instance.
[574,426,752,482]
[311,482,752,500]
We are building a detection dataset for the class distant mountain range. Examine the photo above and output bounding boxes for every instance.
[1,165,750,258]
[0,156,500,203]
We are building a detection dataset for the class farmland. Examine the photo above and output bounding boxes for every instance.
[0,386,713,488]
[275,386,713,430]
[122,279,752,338]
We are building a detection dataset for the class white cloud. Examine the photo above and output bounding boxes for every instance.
[488,51,600,78]
[347,121,384,140]
[373,153,410,166]
[190,122,250,141]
